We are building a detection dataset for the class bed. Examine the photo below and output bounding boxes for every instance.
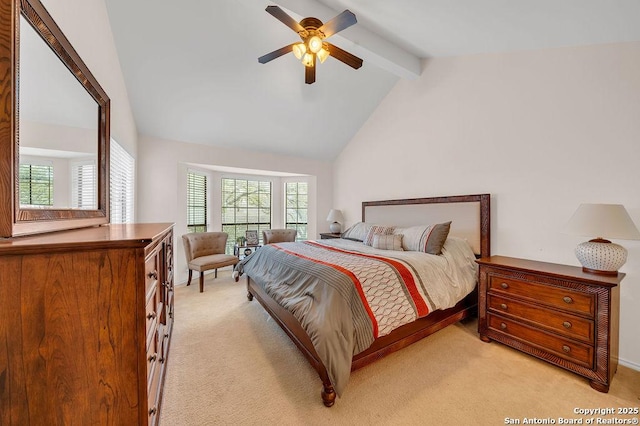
[234,194,490,406]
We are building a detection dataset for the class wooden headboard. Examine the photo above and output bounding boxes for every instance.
[362,194,490,258]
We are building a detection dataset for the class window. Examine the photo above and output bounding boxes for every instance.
[187,171,207,232]
[285,181,308,240]
[222,178,271,254]
[19,163,53,206]
[110,139,135,223]
[71,160,97,209]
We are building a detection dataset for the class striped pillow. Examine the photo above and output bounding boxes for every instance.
[372,234,404,251]
[363,225,395,246]
[396,221,451,255]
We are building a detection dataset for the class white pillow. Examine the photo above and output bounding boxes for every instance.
[341,222,371,242]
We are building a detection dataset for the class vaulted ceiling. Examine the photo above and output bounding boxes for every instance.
[105,0,640,160]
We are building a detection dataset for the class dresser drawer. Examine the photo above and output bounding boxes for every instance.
[147,353,161,424]
[145,253,160,303]
[145,296,161,352]
[489,275,594,316]
[488,314,593,368]
[488,294,594,343]
[147,341,159,389]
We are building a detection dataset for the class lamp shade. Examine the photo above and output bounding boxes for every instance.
[564,203,640,275]
[563,204,640,240]
[326,209,344,233]
[326,209,344,223]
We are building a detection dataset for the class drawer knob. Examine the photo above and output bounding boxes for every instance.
[562,345,571,353]
[500,282,509,289]
[563,321,572,329]
[500,303,508,310]
[563,296,573,304]
[148,353,157,362]
[147,312,157,320]
[148,270,158,280]
[500,322,507,330]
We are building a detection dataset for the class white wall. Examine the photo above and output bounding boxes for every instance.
[334,42,640,369]
[41,0,138,157]
[137,135,333,285]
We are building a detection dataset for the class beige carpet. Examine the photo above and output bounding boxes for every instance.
[160,270,640,426]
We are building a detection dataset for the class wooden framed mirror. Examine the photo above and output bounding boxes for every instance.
[0,0,110,237]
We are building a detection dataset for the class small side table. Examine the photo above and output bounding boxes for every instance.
[319,233,341,240]
[234,244,261,260]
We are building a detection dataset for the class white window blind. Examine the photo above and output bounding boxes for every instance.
[110,139,135,223]
[187,171,207,232]
[71,160,97,209]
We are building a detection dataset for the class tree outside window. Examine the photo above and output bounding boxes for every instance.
[222,178,271,254]
[19,164,53,206]
[285,181,308,240]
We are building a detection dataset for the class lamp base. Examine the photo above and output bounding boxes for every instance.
[575,239,626,276]
[329,222,341,233]
[581,267,619,277]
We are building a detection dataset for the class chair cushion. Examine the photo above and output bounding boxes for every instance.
[188,253,238,272]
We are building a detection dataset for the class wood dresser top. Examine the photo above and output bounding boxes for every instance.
[0,223,174,255]
[476,255,625,287]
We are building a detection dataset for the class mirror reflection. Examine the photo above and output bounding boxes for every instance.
[19,14,98,210]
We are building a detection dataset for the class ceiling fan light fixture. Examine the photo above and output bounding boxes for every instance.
[307,35,323,54]
[302,52,315,67]
[316,47,330,63]
[259,7,362,83]
[292,43,306,60]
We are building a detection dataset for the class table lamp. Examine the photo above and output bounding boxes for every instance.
[564,203,640,275]
[326,209,344,234]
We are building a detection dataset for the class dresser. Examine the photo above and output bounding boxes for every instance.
[477,256,623,392]
[0,223,174,425]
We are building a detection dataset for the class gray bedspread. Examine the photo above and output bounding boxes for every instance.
[234,238,477,396]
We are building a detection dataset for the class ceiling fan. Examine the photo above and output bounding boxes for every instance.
[258,5,363,84]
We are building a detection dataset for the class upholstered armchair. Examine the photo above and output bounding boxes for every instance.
[182,232,238,292]
[262,229,297,244]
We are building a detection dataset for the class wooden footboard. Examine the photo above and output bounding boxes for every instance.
[245,275,476,406]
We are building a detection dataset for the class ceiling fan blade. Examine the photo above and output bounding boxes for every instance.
[318,10,357,38]
[258,43,296,64]
[326,43,363,69]
[305,57,316,84]
[265,5,305,33]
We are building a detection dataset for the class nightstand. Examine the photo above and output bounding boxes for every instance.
[319,233,341,240]
[233,244,261,260]
[477,255,624,393]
